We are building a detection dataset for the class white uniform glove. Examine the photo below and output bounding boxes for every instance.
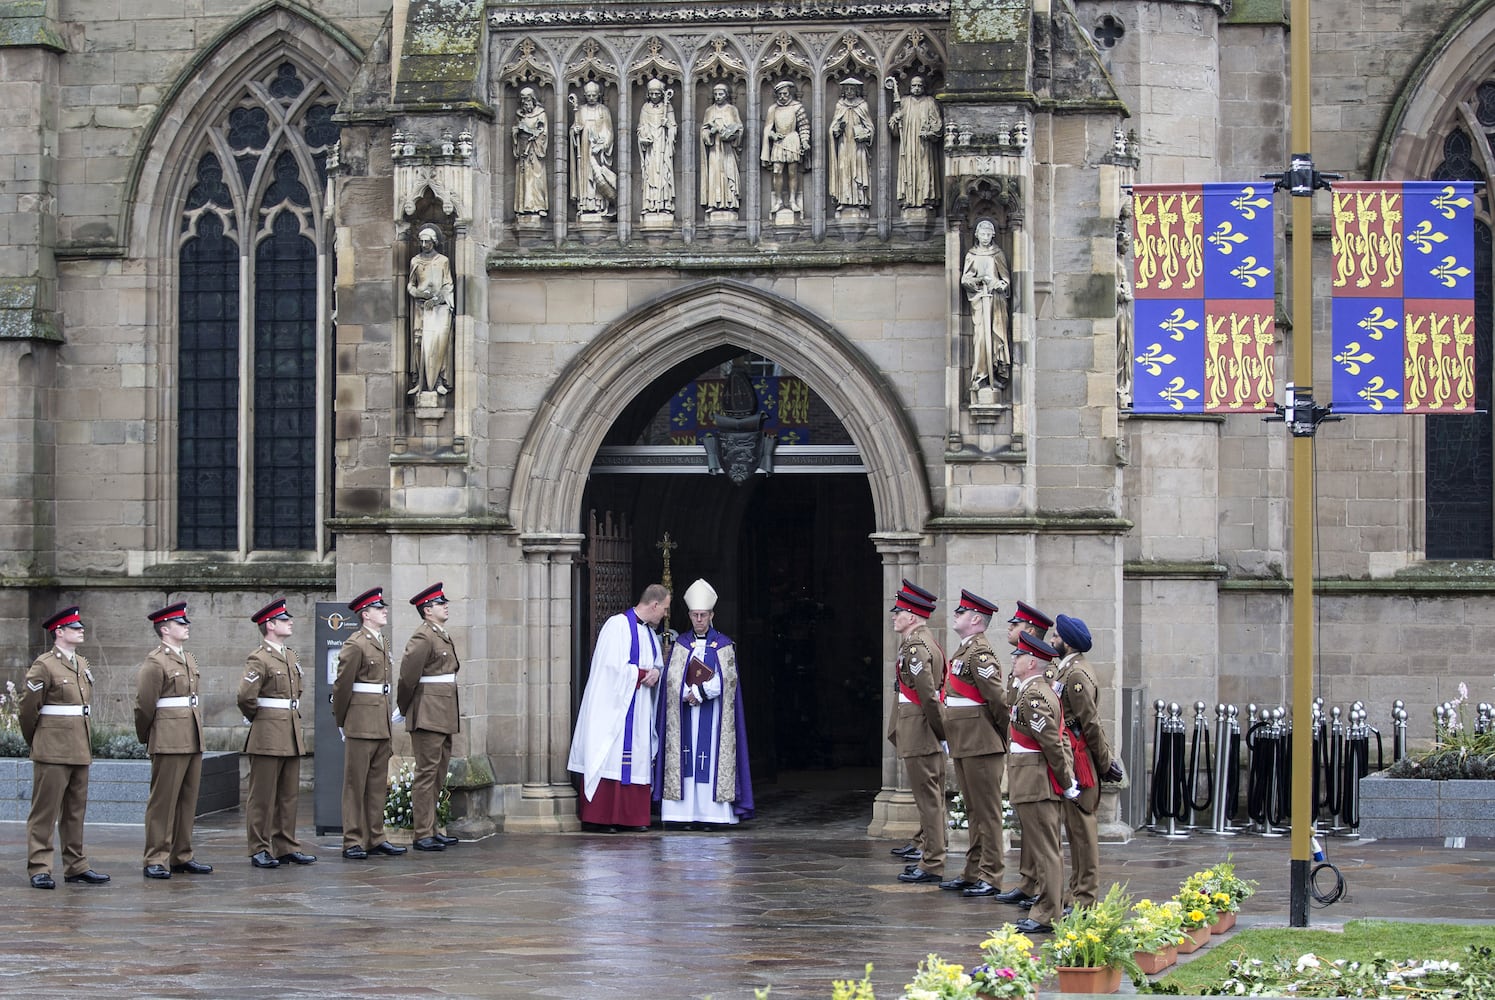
[338,727,345,743]
[1062,781,1081,800]
[391,708,405,725]
[940,740,950,755]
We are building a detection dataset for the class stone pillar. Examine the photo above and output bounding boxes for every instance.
[866,531,927,839]
[506,533,584,832]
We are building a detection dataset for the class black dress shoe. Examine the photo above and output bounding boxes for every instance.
[250,850,281,868]
[962,880,999,897]
[342,846,368,860]
[939,876,976,891]
[30,873,55,890]
[897,866,943,884]
[63,869,110,884]
[371,841,407,856]
[171,860,213,874]
[277,852,316,865]
[143,864,171,879]
[1013,917,1053,934]
[1018,895,1038,909]
[995,887,1037,904]
[434,834,458,846]
[413,836,445,851]
[890,843,921,858]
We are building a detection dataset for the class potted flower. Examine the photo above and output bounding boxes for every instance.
[1173,884,1214,952]
[1041,884,1140,994]
[899,953,977,1000]
[1197,860,1256,931]
[971,923,1050,999]
[1125,898,1186,974]
[383,760,452,842]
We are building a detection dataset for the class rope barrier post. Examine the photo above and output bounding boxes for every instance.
[1186,700,1212,828]
[1392,699,1407,762]
[1146,698,1167,831]
[1208,702,1236,836]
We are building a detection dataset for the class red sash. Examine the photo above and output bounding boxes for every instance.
[944,670,984,703]
[897,677,922,705]
[1009,727,1066,797]
[898,635,948,707]
[1066,726,1097,789]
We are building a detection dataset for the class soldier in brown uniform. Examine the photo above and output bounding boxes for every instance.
[1007,631,1079,933]
[398,582,462,852]
[135,602,213,879]
[237,599,316,868]
[1052,614,1123,909]
[887,582,948,885]
[20,607,110,889]
[938,590,1009,898]
[333,587,407,860]
[995,599,1054,907]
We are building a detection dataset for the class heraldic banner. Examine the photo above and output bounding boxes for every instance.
[1131,183,1277,414]
[1330,181,1477,414]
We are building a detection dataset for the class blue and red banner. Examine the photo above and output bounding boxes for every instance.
[1131,183,1278,413]
[668,375,811,444]
[1330,182,1477,414]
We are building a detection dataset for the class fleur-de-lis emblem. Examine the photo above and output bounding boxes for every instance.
[1208,220,1249,255]
[1430,256,1472,288]
[1230,256,1272,289]
[1357,375,1400,412]
[1356,306,1398,341]
[1431,185,1473,220]
[1333,341,1377,376]
[1136,343,1177,376]
[1406,219,1449,255]
[1158,376,1201,411]
[1231,186,1272,221]
[1157,307,1198,341]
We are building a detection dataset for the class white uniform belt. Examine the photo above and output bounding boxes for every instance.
[256,697,298,710]
[420,674,456,684]
[897,692,914,704]
[1009,743,1041,754]
[39,704,89,716]
[156,695,197,708]
[352,682,389,695]
[944,695,982,707]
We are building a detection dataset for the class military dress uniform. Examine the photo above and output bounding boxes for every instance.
[887,584,947,882]
[332,589,397,857]
[20,608,106,887]
[1054,614,1117,909]
[398,583,462,849]
[942,590,1010,895]
[238,600,312,866]
[1007,634,1076,929]
[999,599,1053,904]
[134,603,209,876]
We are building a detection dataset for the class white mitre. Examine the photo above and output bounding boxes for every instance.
[683,578,718,612]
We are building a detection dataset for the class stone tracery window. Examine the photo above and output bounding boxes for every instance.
[175,60,337,553]
[1426,122,1494,558]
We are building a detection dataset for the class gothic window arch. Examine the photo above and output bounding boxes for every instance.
[1425,104,1495,559]
[175,58,339,554]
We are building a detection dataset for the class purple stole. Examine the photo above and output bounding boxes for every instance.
[621,609,656,785]
[680,631,725,789]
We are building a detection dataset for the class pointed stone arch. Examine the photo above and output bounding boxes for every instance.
[509,278,931,537]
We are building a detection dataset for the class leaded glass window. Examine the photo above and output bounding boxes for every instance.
[175,60,337,553]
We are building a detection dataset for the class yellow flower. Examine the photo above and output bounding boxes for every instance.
[1189,910,1206,923]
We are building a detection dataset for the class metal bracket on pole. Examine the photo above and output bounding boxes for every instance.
[1265,384,1342,437]
[1264,153,1341,197]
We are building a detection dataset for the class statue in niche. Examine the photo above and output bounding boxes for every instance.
[512,87,549,219]
[637,78,678,219]
[828,77,873,215]
[569,81,616,219]
[407,226,455,398]
[961,219,1012,392]
[887,75,943,212]
[699,82,744,219]
[1116,226,1135,408]
[761,80,810,222]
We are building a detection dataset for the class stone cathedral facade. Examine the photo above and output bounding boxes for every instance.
[4,0,1495,833]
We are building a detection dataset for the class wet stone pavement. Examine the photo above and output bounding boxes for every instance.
[3,776,1494,999]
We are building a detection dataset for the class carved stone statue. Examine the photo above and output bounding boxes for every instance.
[1116,227,1135,408]
[760,80,810,223]
[828,77,873,216]
[512,87,549,220]
[637,78,678,222]
[887,75,943,213]
[407,226,455,397]
[569,81,616,219]
[961,219,1012,392]
[699,82,743,220]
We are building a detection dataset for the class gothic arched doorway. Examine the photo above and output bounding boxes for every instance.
[581,349,884,792]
